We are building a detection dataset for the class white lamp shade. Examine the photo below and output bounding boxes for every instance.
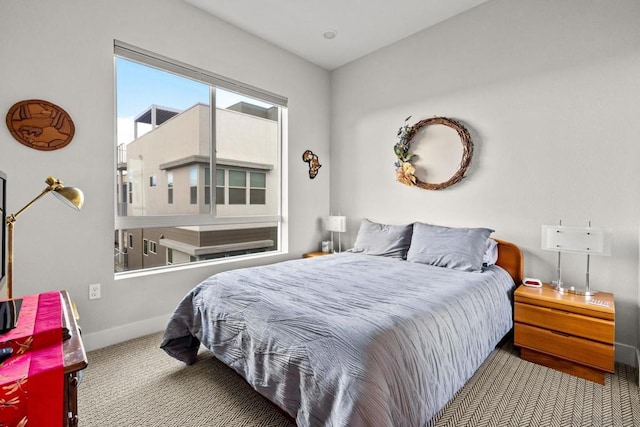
[541,225,611,256]
[327,216,346,233]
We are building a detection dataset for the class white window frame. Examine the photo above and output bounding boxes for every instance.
[114,41,286,266]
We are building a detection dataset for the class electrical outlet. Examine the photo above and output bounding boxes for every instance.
[89,283,101,300]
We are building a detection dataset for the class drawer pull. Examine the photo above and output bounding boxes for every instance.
[549,308,571,315]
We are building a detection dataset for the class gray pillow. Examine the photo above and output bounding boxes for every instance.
[483,238,499,266]
[406,222,494,272]
[351,219,413,258]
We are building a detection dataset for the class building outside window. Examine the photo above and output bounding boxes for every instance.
[114,41,285,273]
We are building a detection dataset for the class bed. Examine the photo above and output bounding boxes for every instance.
[161,221,524,427]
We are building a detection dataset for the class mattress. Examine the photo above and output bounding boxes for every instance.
[161,252,515,426]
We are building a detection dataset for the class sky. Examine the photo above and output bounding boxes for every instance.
[116,58,209,119]
[116,57,271,145]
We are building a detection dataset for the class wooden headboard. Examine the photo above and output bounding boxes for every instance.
[494,239,524,285]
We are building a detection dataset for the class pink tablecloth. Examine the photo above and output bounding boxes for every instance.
[0,292,64,427]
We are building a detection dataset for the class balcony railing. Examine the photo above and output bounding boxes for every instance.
[114,247,128,272]
[117,143,127,167]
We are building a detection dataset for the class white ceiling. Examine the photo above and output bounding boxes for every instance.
[183,0,489,70]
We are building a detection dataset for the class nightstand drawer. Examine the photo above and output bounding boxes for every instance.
[515,302,614,344]
[303,251,331,258]
[514,323,614,372]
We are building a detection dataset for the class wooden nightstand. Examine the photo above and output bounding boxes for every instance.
[514,283,615,384]
[303,251,331,258]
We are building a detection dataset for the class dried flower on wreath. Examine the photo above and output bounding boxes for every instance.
[393,115,418,186]
[396,161,417,186]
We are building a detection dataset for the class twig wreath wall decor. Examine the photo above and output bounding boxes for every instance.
[394,116,473,190]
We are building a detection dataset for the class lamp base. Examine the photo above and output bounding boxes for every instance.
[552,284,598,297]
[568,288,598,297]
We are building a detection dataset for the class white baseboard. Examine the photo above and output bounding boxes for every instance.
[637,348,640,385]
[82,313,171,352]
[615,341,638,367]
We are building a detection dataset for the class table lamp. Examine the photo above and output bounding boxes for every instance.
[5,176,84,299]
[327,215,346,253]
[541,221,610,296]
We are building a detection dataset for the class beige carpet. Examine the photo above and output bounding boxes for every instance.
[78,332,640,426]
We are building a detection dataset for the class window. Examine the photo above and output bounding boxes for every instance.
[189,167,198,205]
[119,183,128,216]
[215,169,267,206]
[215,169,224,205]
[204,167,211,205]
[228,170,246,205]
[114,41,285,274]
[250,172,266,205]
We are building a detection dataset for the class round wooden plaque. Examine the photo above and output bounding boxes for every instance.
[6,99,75,151]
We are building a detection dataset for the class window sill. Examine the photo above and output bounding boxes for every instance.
[114,249,288,281]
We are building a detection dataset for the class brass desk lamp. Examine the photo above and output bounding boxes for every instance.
[5,176,84,299]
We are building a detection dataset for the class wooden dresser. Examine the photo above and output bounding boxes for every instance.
[514,283,615,384]
[61,290,88,426]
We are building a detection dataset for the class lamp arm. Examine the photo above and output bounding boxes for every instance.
[7,187,54,223]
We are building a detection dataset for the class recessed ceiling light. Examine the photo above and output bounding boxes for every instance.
[322,30,337,40]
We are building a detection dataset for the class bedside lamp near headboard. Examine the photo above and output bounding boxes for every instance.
[327,215,347,253]
[541,221,611,296]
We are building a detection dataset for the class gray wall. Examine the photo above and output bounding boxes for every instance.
[0,0,331,349]
[330,0,640,364]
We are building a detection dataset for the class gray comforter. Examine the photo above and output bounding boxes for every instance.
[161,253,515,427]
